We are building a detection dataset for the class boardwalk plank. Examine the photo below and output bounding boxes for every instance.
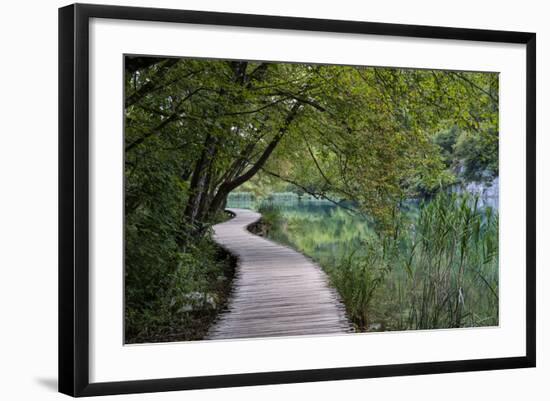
[208,208,352,340]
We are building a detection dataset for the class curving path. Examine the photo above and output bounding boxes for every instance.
[208,208,351,340]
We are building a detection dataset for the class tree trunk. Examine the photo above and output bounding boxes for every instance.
[184,135,216,225]
[196,165,215,222]
[221,193,229,211]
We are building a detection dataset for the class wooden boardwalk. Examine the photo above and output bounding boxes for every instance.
[208,208,351,340]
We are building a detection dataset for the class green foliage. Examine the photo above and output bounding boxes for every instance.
[433,124,498,183]
[434,125,461,167]
[125,232,234,343]
[257,202,283,226]
[392,192,499,329]
[125,56,498,230]
[331,240,391,329]
[454,128,499,181]
[124,126,235,343]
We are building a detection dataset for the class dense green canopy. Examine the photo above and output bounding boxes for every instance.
[125,57,498,228]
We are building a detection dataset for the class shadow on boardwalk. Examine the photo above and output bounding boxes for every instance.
[208,208,352,340]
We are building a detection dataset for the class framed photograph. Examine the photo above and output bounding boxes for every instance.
[59,3,536,397]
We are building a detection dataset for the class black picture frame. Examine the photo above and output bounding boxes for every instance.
[59,3,536,397]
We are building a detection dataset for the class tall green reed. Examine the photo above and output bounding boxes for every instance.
[331,192,498,331]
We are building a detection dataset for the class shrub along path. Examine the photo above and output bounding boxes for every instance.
[208,208,351,339]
